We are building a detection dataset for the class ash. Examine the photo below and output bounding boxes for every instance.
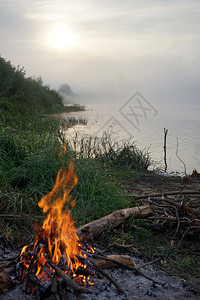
[1,254,196,300]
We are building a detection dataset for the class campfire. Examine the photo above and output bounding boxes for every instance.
[15,152,155,299]
[18,157,96,297]
[2,149,199,298]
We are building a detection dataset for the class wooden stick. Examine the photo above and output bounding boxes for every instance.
[176,138,187,176]
[138,258,161,269]
[163,128,168,172]
[130,190,200,200]
[48,260,92,294]
[0,214,43,220]
[95,268,124,294]
[177,225,200,249]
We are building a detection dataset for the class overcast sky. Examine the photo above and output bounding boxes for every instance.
[0,0,200,105]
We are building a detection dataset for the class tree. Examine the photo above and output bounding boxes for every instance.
[58,83,74,97]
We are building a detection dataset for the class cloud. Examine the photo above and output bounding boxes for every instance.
[0,0,199,104]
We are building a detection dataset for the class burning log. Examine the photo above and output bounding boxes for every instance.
[77,205,154,242]
[48,259,92,294]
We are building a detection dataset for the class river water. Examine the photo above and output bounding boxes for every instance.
[63,100,200,174]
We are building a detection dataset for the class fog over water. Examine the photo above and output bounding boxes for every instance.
[64,100,200,174]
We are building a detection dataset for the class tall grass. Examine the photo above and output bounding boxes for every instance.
[67,132,152,171]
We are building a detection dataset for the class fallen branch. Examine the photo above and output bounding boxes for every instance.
[77,205,153,242]
[130,190,200,200]
[176,138,187,176]
[163,128,168,172]
[0,214,43,220]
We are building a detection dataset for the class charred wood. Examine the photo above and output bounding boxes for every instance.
[47,259,92,295]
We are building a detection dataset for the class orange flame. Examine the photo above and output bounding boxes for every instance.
[20,150,95,287]
[37,161,80,270]
[20,160,82,276]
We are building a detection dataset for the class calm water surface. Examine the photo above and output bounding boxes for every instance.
[63,102,200,174]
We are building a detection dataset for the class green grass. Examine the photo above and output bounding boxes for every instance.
[72,159,130,226]
[66,133,152,171]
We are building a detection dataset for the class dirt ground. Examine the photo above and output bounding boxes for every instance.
[125,172,200,196]
[123,172,200,299]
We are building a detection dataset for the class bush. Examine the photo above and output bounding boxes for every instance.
[0,56,64,115]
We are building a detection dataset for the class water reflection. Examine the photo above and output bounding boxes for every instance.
[63,103,200,174]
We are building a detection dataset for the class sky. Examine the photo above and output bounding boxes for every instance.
[0,0,200,105]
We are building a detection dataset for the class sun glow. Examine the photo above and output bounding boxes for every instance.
[47,25,75,50]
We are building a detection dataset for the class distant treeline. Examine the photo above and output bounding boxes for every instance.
[0,56,65,115]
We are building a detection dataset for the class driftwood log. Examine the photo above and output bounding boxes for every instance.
[77,205,153,242]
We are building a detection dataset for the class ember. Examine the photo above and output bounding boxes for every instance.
[18,154,95,296]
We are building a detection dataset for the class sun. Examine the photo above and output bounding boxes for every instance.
[47,25,75,50]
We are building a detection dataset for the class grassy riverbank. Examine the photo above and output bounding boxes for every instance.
[0,56,199,280]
